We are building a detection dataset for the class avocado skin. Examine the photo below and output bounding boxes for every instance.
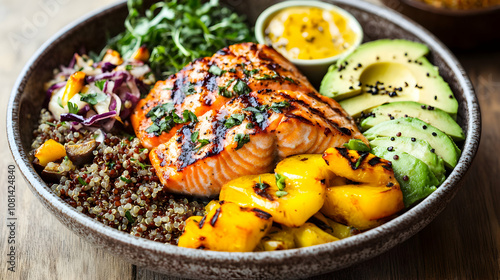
[372,147,438,207]
[361,101,465,141]
[364,117,461,169]
[370,136,446,184]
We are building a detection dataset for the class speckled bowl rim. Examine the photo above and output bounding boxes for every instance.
[7,0,481,277]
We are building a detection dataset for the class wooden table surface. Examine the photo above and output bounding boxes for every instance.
[0,0,498,279]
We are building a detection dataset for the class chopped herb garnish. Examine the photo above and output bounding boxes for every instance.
[77,177,87,186]
[125,64,133,71]
[343,139,371,152]
[191,131,210,151]
[120,176,132,183]
[45,121,56,127]
[67,102,79,114]
[95,80,106,91]
[241,63,259,77]
[275,190,288,198]
[283,77,296,83]
[80,92,107,105]
[275,173,287,191]
[243,105,267,124]
[246,123,254,129]
[130,158,150,170]
[234,133,250,150]
[233,79,251,96]
[145,102,197,136]
[208,64,226,76]
[218,78,235,98]
[256,176,266,190]
[57,97,64,108]
[106,161,116,169]
[254,71,279,80]
[270,101,291,113]
[125,210,135,224]
[224,113,245,129]
[355,156,364,169]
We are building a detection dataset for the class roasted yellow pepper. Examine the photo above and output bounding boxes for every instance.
[321,148,404,230]
[255,226,296,251]
[102,49,123,65]
[131,46,150,62]
[291,223,339,248]
[61,71,85,106]
[311,212,353,239]
[178,201,272,252]
[220,155,329,227]
[323,147,398,186]
[34,139,67,166]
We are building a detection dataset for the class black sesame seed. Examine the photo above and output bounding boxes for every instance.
[393,155,399,160]
[358,82,362,86]
[405,52,408,56]
[434,96,437,100]
[403,175,409,181]
[349,86,354,90]
[421,105,426,109]
[396,132,402,137]
[390,116,395,120]
[358,63,362,68]
[390,137,395,141]
[411,137,416,142]
[430,148,435,153]
[449,95,453,99]
[432,132,437,136]
[422,125,427,129]
[428,106,435,110]
[404,114,408,117]
[387,146,394,151]
[426,73,430,77]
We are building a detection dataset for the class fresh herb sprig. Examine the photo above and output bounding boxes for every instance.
[107,0,254,80]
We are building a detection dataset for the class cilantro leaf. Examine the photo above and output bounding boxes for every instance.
[208,64,226,76]
[234,133,250,150]
[80,92,107,105]
[224,113,245,129]
[95,80,106,91]
[67,102,79,114]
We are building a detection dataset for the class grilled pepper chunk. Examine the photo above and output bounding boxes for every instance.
[321,148,404,230]
[178,201,272,252]
[61,71,85,106]
[34,139,67,166]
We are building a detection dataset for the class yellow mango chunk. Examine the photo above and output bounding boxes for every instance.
[131,46,150,62]
[102,49,123,65]
[310,212,353,239]
[291,223,339,248]
[61,71,85,106]
[220,171,325,227]
[255,226,296,251]
[178,201,272,252]
[34,139,67,166]
[321,184,404,230]
[323,147,398,186]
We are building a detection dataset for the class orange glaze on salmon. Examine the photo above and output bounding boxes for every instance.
[149,90,366,197]
[132,43,320,149]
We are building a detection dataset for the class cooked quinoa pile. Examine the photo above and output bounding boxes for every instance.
[31,109,206,244]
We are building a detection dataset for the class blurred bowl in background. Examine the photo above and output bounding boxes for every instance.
[381,0,500,49]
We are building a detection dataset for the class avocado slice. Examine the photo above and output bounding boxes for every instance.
[320,39,429,100]
[364,117,461,169]
[360,101,465,141]
[372,146,438,207]
[319,39,458,118]
[369,136,445,183]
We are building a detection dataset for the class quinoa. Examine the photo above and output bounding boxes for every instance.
[31,109,206,245]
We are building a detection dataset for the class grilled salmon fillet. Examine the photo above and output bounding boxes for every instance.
[132,42,366,196]
[150,90,366,197]
[132,43,319,149]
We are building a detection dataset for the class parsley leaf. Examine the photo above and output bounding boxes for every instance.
[95,80,106,91]
[224,113,245,129]
[270,101,291,113]
[120,176,132,183]
[80,92,107,105]
[77,177,87,186]
[234,133,250,150]
[67,102,79,114]
[233,79,251,96]
[125,210,135,224]
[208,64,226,76]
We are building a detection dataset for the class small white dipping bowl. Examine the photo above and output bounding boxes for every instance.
[255,1,363,85]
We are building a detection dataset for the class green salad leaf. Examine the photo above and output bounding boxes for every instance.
[107,0,254,80]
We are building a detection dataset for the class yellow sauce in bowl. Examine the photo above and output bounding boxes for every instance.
[264,7,358,60]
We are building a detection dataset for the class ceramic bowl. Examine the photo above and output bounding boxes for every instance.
[255,0,363,85]
[7,0,480,278]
